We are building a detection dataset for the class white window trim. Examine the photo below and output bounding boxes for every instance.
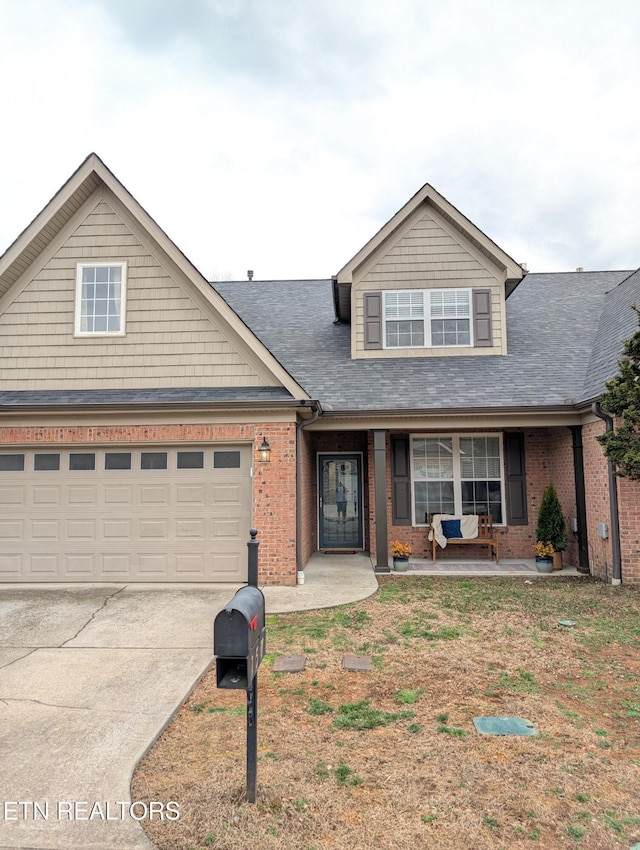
[410,432,505,526]
[382,287,473,349]
[74,262,127,337]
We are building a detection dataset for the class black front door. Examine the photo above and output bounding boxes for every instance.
[318,454,363,549]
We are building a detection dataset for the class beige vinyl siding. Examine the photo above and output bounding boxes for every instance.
[353,208,506,359]
[0,199,271,389]
[0,172,102,297]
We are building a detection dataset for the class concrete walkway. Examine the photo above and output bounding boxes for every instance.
[0,553,377,850]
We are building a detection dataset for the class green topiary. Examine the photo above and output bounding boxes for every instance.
[597,306,640,479]
[535,482,568,552]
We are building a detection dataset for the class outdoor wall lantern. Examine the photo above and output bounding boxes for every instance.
[258,436,271,463]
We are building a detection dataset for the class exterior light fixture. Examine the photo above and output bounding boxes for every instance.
[258,436,271,463]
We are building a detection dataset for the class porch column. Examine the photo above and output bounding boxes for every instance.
[373,429,390,573]
[569,425,590,574]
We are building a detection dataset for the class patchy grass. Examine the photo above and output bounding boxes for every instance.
[132,576,640,850]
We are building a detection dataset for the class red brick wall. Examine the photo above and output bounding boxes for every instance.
[1,421,298,586]
[583,419,640,584]
[618,476,640,584]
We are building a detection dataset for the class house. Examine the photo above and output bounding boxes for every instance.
[1,154,638,586]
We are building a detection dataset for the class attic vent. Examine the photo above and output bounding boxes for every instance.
[576,267,584,272]
[247,270,254,281]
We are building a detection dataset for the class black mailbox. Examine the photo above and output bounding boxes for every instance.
[214,586,266,689]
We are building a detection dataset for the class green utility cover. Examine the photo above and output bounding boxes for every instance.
[473,716,539,736]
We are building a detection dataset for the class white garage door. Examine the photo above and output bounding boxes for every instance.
[0,445,252,582]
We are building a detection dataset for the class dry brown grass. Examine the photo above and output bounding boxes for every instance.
[132,576,640,850]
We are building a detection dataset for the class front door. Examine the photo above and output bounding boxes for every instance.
[318,454,363,550]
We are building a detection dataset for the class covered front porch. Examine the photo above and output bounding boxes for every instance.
[299,419,592,577]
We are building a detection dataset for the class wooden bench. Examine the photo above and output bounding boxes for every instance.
[427,514,499,563]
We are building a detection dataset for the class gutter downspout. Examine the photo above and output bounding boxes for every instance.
[296,402,321,582]
[592,402,622,584]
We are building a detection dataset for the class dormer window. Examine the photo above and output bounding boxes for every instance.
[363,287,493,352]
[383,288,472,348]
[75,262,127,336]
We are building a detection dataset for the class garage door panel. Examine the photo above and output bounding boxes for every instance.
[138,485,170,505]
[67,486,98,507]
[0,485,26,506]
[137,554,169,576]
[32,486,61,506]
[0,553,23,577]
[176,484,207,505]
[209,553,243,579]
[174,553,206,577]
[139,519,169,539]
[102,553,132,575]
[213,484,243,505]
[65,554,95,576]
[213,519,241,538]
[176,518,206,539]
[28,554,59,576]
[0,520,24,540]
[0,444,252,583]
[104,485,134,506]
[67,519,97,540]
[102,518,133,539]
[31,520,60,540]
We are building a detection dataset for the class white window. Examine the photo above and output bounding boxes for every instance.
[383,288,472,348]
[411,434,504,524]
[75,263,127,336]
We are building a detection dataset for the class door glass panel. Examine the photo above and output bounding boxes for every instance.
[318,455,363,549]
[69,453,96,471]
[105,452,132,470]
[34,453,60,471]
[0,454,25,472]
[141,452,168,470]
[177,451,204,469]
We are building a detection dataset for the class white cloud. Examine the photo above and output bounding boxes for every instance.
[2,0,640,278]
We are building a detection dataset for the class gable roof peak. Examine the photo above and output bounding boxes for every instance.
[336,181,523,284]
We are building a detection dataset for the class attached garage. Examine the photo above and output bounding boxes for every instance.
[0,444,253,583]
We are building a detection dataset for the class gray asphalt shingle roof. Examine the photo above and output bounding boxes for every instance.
[0,386,294,407]
[215,270,639,412]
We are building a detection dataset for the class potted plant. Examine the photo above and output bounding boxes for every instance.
[536,482,568,570]
[533,540,554,573]
[391,540,411,572]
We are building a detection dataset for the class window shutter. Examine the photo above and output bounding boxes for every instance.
[505,432,528,525]
[472,289,492,347]
[391,434,411,525]
[363,292,382,350]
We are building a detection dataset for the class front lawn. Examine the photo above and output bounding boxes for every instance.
[132,576,640,850]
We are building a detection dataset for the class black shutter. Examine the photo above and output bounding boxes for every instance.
[391,434,411,525]
[472,289,492,347]
[505,431,528,525]
[364,292,383,350]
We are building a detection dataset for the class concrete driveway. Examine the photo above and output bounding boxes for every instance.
[0,554,377,850]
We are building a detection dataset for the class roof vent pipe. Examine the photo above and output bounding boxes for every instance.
[592,401,622,584]
[520,262,528,272]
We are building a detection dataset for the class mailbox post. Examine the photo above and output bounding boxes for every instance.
[213,531,265,803]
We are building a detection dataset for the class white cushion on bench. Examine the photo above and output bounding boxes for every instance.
[429,514,479,549]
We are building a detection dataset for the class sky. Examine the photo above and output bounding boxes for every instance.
[1,0,640,281]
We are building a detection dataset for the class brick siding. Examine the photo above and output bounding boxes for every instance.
[583,419,640,584]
